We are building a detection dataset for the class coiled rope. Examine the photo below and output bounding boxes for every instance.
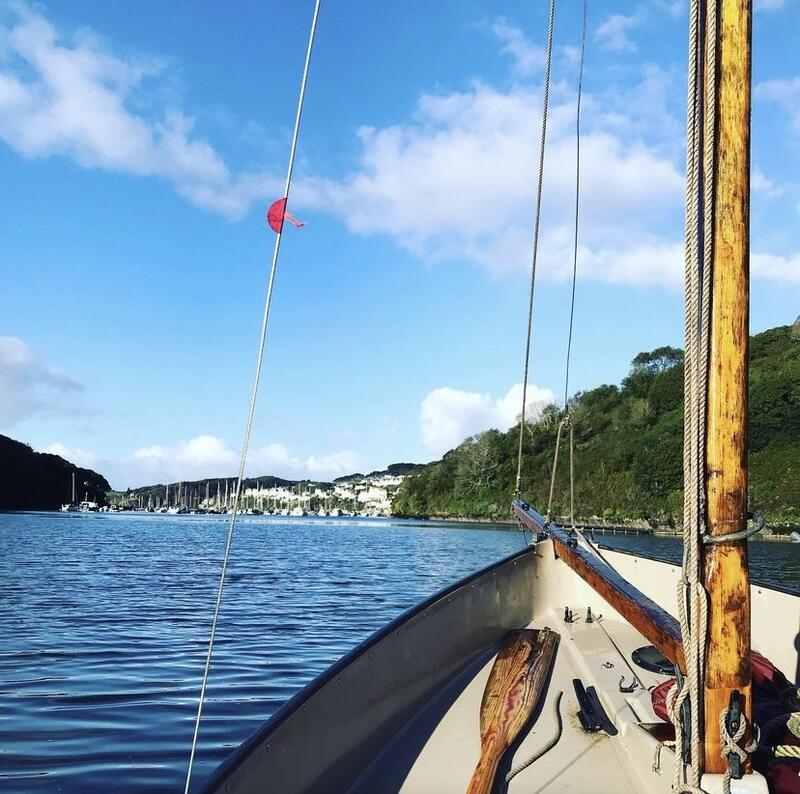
[183,2,322,791]
[514,0,555,498]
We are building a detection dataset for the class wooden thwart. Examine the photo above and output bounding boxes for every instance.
[466,628,560,794]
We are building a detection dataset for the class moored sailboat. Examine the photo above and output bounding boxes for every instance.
[60,471,79,512]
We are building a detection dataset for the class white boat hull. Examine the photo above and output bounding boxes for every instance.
[202,540,797,793]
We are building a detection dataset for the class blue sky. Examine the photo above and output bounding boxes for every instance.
[0,0,798,488]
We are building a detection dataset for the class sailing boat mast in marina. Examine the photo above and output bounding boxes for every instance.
[61,471,79,512]
[186,1,800,793]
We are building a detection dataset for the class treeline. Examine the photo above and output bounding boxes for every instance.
[392,322,800,527]
[0,435,110,510]
[118,474,298,507]
[333,463,425,483]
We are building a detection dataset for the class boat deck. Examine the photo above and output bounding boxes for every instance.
[351,605,675,793]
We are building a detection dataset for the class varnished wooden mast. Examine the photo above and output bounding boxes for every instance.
[703,0,752,774]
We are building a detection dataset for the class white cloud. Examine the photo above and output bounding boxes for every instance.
[36,434,363,488]
[752,168,784,198]
[755,77,800,132]
[0,336,86,426]
[751,251,800,283]
[301,79,685,285]
[653,0,685,19]
[421,384,555,456]
[0,4,281,218]
[40,441,98,468]
[595,13,642,52]
[127,434,361,485]
[489,19,545,78]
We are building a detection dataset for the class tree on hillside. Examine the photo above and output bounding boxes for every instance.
[457,431,501,491]
[623,346,683,397]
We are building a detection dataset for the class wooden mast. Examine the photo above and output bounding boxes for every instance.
[703,0,752,774]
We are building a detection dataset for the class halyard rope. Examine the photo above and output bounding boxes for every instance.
[562,0,587,414]
[514,0,555,498]
[183,2,322,791]
[666,0,715,790]
[543,0,587,530]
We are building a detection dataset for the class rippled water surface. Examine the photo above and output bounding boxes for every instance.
[1,512,797,793]
[0,512,525,792]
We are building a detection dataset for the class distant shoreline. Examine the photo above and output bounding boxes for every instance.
[400,513,800,541]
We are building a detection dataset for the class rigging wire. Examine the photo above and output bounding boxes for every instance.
[183,2,322,791]
[514,0,556,498]
[562,0,588,413]
[543,0,587,530]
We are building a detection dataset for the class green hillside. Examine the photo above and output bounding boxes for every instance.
[0,435,110,510]
[392,322,800,527]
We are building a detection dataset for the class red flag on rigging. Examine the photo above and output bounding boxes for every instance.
[266,198,306,233]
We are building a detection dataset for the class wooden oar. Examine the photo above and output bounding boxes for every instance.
[466,628,560,794]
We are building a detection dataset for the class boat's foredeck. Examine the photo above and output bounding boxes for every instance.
[352,606,676,793]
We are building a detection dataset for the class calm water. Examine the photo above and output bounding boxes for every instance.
[0,513,797,793]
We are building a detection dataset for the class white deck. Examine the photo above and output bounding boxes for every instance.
[353,605,677,793]
[404,610,669,793]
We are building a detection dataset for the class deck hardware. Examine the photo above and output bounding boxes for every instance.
[566,532,578,548]
[572,679,618,735]
[702,511,764,545]
[572,679,601,732]
[724,690,744,779]
[618,675,637,693]
[602,661,614,669]
[585,685,618,735]
[586,606,594,623]
[631,645,673,675]
[564,607,577,623]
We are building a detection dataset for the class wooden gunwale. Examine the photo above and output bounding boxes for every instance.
[512,500,685,671]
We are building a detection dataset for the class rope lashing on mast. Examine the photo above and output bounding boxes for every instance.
[514,0,555,499]
[183,2,322,791]
[719,707,759,790]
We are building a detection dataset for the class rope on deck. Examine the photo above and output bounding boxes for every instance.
[505,691,564,783]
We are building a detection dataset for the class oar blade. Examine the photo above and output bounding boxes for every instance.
[467,628,560,794]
